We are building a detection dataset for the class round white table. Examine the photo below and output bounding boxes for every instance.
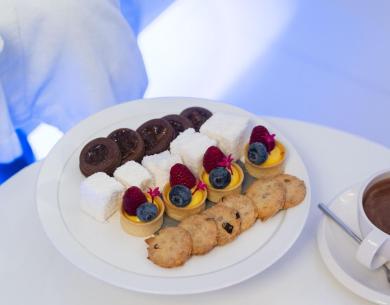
[1,118,389,305]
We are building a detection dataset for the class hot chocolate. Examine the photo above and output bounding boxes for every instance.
[363,178,390,234]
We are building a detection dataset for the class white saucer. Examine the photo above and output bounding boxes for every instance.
[317,184,390,304]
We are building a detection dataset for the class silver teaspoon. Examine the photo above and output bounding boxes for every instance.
[318,202,390,283]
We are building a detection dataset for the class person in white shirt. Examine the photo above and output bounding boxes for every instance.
[0,0,171,166]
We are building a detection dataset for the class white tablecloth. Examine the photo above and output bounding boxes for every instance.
[1,118,389,305]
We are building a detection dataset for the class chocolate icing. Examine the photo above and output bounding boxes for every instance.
[136,119,174,155]
[108,128,145,163]
[180,107,212,131]
[79,137,121,177]
[162,114,193,139]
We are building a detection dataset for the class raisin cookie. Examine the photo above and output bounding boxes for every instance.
[203,205,241,246]
[245,178,286,221]
[145,227,192,268]
[274,174,306,209]
[179,214,218,255]
[218,194,258,232]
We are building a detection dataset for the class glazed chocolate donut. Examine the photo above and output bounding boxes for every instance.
[107,128,145,164]
[180,106,213,131]
[79,137,121,177]
[162,114,194,139]
[136,119,175,156]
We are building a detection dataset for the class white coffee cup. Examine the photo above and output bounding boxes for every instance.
[356,169,390,269]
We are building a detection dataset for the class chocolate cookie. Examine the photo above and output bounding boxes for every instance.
[274,174,306,209]
[79,137,121,177]
[180,107,213,131]
[145,227,192,268]
[162,114,193,139]
[246,178,286,221]
[107,128,145,164]
[203,205,241,246]
[136,119,175,156]
[179,214,218,255]
[218,194,258,232]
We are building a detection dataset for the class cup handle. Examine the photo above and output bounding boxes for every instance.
[356,229,388,269]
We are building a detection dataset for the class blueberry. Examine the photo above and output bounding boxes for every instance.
[209,167,231,189]
[136,202,158,222]
[169,185,192,207]
[248,142,268,165]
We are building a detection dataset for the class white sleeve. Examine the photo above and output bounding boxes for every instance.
[0,35,22,163]
[2,0,147,134]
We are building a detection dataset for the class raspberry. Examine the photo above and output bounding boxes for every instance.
[203,146,226,173]
[249,125,276,152]
[257,133,276,152]
[249,125,270,144]
[122,186,147,215]
[170,163,196,189]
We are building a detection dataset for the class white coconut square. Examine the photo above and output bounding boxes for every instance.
[113,160,153,191]
[199,112,251,160]
[80,172,124,222]
[170,128,195,156]
[142,151,182,189]
[177,132,217,176]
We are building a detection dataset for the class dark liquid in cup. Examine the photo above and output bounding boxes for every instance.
[363,178,390,234]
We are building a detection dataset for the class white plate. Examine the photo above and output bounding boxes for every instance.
[36,97,311,295]
[317,184,390,304]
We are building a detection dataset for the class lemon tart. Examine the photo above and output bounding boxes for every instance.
[200,162,244,202]
[162,183,207,221]
[201,146,244,203]
[244,126,286,179]
[244,141,286,179]
[120,187,164,237]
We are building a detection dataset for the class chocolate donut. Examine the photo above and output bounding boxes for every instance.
[162,114,194,139]
[79,137,121,177]
[180,106,213,131]
[136,119,175,156]
[107,128,145,163]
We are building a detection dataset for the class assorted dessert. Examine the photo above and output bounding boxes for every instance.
[244,125,286,179]
[78,106,307,268]
[108,128,145,163]
[136,119,175,155]
[180,107,213,131]
[120,186,165,237]
[162,163,207,221]
[79,137,121,177]
[200,146,244,202]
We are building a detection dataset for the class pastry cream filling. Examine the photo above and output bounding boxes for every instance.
[186,186,205,208]
[202,163,241,190]
[162,184,206,209]
[260,143,284,167]
[164,183,206,210]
